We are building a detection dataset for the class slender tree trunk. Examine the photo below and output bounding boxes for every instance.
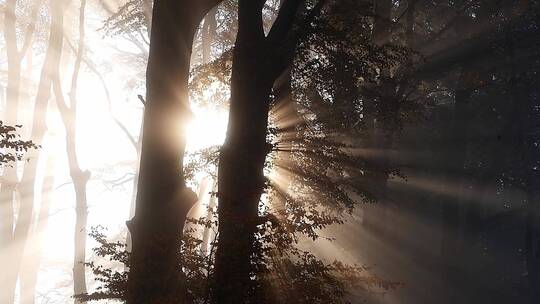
[19,154,55,304]
[0,3,21,301]
[126,1,221,303]
[71,1,89,300]
[126,121,143,253]
[52,0,90,301]
[1,1,63,302]
[0,0,39,299]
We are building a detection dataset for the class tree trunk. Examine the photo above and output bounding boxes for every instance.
[19,154,55,304]
[52,1,90,300]
[213,1,279,302]
[126,120,143,253]
[126,1,221,303]
[1,0,39,299]
[1,1,63,302]
[212,0,309,301]
[0,2,21,301]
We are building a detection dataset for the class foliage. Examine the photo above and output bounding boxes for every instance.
[0,121,38,166]
[81,215,399,303]
[84,1,415,302]
[102,0,151,37]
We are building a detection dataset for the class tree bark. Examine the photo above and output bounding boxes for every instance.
[126,1,222,303]
[213,0,305,302]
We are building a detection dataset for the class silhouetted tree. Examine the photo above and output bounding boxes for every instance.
[126,0,223,303]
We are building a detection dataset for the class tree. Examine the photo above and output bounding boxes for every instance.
[211,0,414,301]
[0,1,40,300]
[126,0,223,303]
[0,0,64,301]
[212,1,323,301]
[77,1,408,303]
[52,0,90,301]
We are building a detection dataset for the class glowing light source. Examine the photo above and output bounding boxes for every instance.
[185,106,228,152]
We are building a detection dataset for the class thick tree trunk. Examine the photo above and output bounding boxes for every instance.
[126,1,221,303]
[213,1,310,301]
[213,2,276,303]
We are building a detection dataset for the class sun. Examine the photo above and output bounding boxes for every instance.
[185,106,229,152]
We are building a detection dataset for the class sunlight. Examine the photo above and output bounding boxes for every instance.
[185,106,228,152]
[0,0,536,302]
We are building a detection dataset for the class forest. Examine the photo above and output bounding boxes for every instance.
[0,0,539,303]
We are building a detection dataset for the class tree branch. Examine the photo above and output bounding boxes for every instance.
[268,0,328,78]
[267,0,304,43]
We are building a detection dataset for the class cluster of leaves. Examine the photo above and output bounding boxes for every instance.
[257,0,420,241]
[296,0,427,134]
[189,49,233,109]
[102,0,151,37]
[82,211,399,303]
[250,214,401,304]
[0,121,38,166]
[77,227,129,302]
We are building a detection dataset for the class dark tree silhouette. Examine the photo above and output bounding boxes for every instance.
[126,0,223,303]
